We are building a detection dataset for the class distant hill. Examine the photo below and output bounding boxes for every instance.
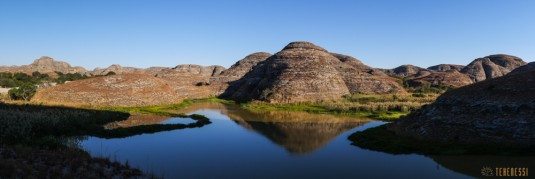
[460,54,526,82]
[427,64,464,72]
[0,56,87,76]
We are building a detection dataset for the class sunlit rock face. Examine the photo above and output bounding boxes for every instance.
[427,64,464,72]
[0,56,88,75]
[461,54,526,83]
[221,41,406,103]
[404,70,473,88]
[383,65,426,77]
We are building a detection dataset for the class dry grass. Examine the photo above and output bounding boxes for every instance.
[243,93,439,120]
[321,93,438,113]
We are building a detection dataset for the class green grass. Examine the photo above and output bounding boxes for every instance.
[98,97,234,116]
[0,102,213,145]
[239,94,428,121]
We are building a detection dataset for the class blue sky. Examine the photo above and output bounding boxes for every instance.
[1,0,534,69]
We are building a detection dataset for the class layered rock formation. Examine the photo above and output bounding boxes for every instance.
[32,73,183,107]
[389,69,535,146]
[90,64,170,76]
[211,52,272,82]
[427,64,464,72]
[0,56,87,75]
[384,65,426,77]
[405,70,472,88]
[509,62,535,75]
[460,54,526,82]
[222,42,406,103]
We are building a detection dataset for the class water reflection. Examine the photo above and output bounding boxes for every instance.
[81,103,474,178]
[177,102,371,154]
[430,155,535,178]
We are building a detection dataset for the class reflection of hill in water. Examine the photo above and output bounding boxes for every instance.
[178,102,371,154]
[429,155,535,178]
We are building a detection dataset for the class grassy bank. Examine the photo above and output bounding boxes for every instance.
[99,97,235,116]
[0,102,213,178]
[242,93,437,121]
[348,124,535,155]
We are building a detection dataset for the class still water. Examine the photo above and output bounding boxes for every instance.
[81,102,528,178]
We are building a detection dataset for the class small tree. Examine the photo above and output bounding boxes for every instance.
[8,83,37,101]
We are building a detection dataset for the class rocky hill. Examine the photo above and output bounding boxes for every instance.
[427,64,464,72]
[0,56,87,75]
[460,54,526,82]
[207,52,272,95]
[211,52,272,82]
[221,41,406,103]
[384,65,426,77]
[509,62,535,75]
[405,70,472,88]
[388,68,535,146]
[90,64,171,76]
[32,73,184,107]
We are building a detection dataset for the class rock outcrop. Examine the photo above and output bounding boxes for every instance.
[221,42,406,103]
[427,64,464,72]
[405,70,472,88]
[460,54,526,82]
[0,56,87,75]
[208,52,272,95]
[90,64,144,75]
[384,65,426,77]
[389,69,535,146]
[32,73,183,107]
[90,65,170,76]
[211,52,272,82]
[509,62,535,75]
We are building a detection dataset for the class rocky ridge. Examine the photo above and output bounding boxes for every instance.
[221,42,406,103]
[0,56,88,75]
[427,64,464,72]
[389,69,535,146]
[460,54,526,82]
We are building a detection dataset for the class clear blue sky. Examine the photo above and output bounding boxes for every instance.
[1,0,534,70]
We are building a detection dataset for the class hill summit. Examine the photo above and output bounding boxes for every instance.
[221,41,405,103]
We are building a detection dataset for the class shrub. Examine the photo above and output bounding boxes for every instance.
[8,83,37,101]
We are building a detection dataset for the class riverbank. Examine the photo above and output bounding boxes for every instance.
[240,93,437,121]
[348,124,535,155]
[95,94,437,121]
[0,145,147,178]
[0,102,213,178]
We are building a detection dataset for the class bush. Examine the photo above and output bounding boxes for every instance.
[8,83,37,101]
